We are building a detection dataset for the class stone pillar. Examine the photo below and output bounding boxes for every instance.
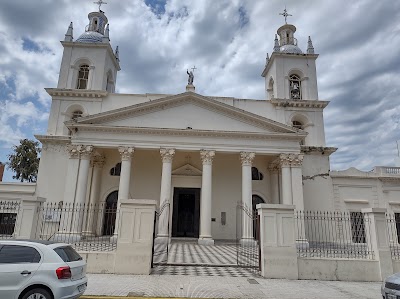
[112,146,134,239]
[362,208,394,280]
[156,148,175,243]
[199,150,215,246]
[257,204,298,279]
[83,154,105,236]
[71,145,93,236]
[62,145,80,205]
[290,154,304,210]
[240,152,255,244]
[279,154,293,205]
[269,164,280,204]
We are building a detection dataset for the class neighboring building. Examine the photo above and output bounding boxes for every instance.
[0,163,4,182]
[1,7,399,246]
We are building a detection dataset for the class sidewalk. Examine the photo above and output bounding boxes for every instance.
[83,273,382,299]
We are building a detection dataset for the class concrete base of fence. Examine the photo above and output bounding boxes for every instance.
[257,204,299,279]
[298,258,381,281]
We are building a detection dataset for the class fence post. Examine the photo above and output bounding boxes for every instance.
[15,197,46,239]
[257,204,298,279]
[362,208,393,280]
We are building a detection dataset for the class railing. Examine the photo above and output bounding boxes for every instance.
[374,166,400,175]
[33,202,120,252]
[386,213,400,259]
[0,201,20,238]
[295,211,374,259]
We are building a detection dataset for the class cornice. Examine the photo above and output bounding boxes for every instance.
[35,135,71,143]
[70,124,307,141]
[72,92,300,134]
[46,88,108,99]
[261,52,319,77]
[301,146,337,156]
[60,41,121,70]
[270,99,329,109]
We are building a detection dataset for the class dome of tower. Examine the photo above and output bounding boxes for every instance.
[280,44,303,54]
[76,31,104,43]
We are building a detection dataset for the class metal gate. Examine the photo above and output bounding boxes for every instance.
[151,202,170,268]
[236,203,261,274]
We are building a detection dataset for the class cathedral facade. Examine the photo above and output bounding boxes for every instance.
[2,7,400,246]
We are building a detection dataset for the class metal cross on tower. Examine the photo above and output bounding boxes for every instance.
[279,8,292,24]
[191,66,197,73]
[94,0,107,11]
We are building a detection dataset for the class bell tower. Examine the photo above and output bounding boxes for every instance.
[261,9,318,101]
[57,3,121,92]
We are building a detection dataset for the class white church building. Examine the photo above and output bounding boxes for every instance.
[1,5,400,280]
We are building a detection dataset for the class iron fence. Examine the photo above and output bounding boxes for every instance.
[0,201,20,238]
[295,211,374,259]
[386,213,400,259]
[32,202,120,252]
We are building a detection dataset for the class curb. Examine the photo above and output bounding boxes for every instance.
[80,297,199,299]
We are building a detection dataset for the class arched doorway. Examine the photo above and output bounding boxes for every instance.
[102,191,118,236]
[252,195,265,239]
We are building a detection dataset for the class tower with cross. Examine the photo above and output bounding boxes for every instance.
[57,3,120,92]
[261,8,319,101]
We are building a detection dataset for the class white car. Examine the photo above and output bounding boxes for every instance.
[382,272,400,299]
[0,240,87,299]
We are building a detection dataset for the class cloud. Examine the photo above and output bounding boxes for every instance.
[0,0,399,182]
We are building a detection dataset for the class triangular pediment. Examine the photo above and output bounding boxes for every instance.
[69,92,301,135]
[172,164,202,176]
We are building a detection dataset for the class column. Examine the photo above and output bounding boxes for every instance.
[240,152,255,244]
[279,154,293,205]
[156,148,175,242]
[112,146,134,239]
[199,150,215,246]
[269,164,280,204]
[71,145,93,236]
[83,154,105,236]
[291,154,304,210]
[57,145,80,238]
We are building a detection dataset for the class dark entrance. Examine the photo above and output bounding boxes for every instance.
[102,191,118,236]
[172,188,200,238]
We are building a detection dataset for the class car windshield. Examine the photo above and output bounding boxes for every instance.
[54,246,82,262]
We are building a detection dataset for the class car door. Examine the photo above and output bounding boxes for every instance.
[0,244,42,299]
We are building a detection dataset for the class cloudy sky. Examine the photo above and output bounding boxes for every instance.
[0,0,399,181]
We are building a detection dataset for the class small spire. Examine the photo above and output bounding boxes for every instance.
[273,34,280,52]
[265,53,270,66]
[307,36,315,54]
[64,22,73,42]
[103,24,110,43]
[115,46,120,61]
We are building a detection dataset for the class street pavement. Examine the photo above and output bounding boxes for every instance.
[83,273,382,299]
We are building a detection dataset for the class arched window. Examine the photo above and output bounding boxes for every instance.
[77,64,90,89]
[252,167,264,180]
[292,120,303,129]
[289,74,301,100]
[110,163,121,176]
[106,72,114,93]
[71,110,83,120]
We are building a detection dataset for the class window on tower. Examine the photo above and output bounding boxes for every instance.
[71,110,83,120]
[77,65,90,89]
[292,120,303,129]
[289,74,301,100]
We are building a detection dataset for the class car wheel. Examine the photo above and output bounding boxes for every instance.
[22,288,52,299]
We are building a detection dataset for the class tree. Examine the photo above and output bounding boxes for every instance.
[7,139,41,182]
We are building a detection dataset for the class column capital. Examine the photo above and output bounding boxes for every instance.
[240,152,255,166]
[77,145,94,160]
[160,148,175,163]
[279,153,304,167]
[200,150,215,165]
[118,146,134,161]
[67,144,80,159]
